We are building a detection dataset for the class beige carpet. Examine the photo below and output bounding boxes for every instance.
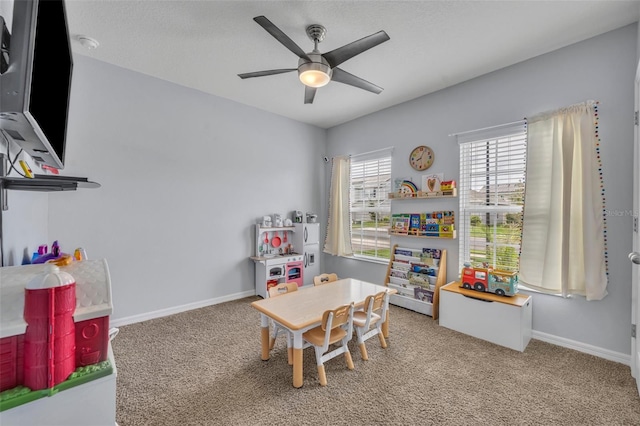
[112,297,640,425]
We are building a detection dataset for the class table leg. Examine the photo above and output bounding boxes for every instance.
[260,314,270,361]
[292,332,304,388]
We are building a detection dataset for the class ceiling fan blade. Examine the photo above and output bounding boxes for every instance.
[238,69,297,79]
[304,86,317,104]
[331,67,383,94]
[253,16,311,62]
[322,30,390,68]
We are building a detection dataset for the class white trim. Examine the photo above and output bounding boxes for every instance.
[110,290,256,327]
[532,330,631,366]
[350,254,389,265]
[451,120,527,144]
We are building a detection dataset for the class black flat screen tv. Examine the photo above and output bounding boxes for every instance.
[0,0,73,170]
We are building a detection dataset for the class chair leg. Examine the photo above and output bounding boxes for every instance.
[378,331,387,349]
[359,342,369,361]
[317,365,327,386]
[345,349,355,370]
[287,347,293,365]
[269,336,276,350]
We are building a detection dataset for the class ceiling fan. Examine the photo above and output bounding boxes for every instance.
[238,16,390,104]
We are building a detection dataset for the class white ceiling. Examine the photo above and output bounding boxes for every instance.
[64,1,640,129]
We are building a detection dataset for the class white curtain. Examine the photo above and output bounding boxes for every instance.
[519,100,608,300]
[324,155,353,256]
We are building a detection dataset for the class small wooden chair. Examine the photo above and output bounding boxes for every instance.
[268,282,298,363]
[268,282,298,298]
[352,291,390,360]
[302,303,355,386]
[313,273,339,286]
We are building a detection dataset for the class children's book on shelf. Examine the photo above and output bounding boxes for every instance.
[390,212,455,237]
[392,261,411,270]
[395,248,415,257]
[390,269,409,279]
[422,248,442,261]
[391,214,411,234]
[414,287,434,303]
[392,246,438,290]
[387,244,448,319]
[408,214,421,235]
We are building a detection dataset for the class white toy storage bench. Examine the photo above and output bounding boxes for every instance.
[439,281,532,352]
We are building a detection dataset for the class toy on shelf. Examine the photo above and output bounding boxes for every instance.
[27,242,86,266]
[440,180,456,195]
[398,180,418,197]
[389,175,457,199]
[460,262,519,296]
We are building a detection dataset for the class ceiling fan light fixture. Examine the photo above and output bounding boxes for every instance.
[240,17,389,104]
[298,62,332,88]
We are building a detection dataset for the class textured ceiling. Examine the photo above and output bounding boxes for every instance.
[63,1,640,129]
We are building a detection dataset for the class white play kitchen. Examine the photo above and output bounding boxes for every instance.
[250,212,320,298]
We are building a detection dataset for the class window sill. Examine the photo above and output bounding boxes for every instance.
[518,284,565,298]
[349,255,389,266]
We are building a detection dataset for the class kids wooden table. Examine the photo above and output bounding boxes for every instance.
[251,278,396,388]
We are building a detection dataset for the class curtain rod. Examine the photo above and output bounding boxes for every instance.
[448,120,526,138]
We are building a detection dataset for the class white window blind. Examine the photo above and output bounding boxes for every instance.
[350,148,392,261]
[457,122,527,272]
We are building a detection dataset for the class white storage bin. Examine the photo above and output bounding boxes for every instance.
[439,282,532,352]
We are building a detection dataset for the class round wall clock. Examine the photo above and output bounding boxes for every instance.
[409,145,434,171]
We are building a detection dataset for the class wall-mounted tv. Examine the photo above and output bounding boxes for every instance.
[0,0,73,170]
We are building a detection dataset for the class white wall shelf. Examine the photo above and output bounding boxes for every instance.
[388,231,457,239]
[388,188,457,199]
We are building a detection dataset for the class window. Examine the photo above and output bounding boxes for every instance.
[350,150,392,261]
[457,122,527,272]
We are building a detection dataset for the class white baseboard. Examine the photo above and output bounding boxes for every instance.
[533,330,631,366]
[110,290,256,327]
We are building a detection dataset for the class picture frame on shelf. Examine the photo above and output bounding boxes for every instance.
[421,173,444,193]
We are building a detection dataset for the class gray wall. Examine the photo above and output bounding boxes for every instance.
[1,23,636,358]
[325,24,637,356]
[3,55,326,320]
